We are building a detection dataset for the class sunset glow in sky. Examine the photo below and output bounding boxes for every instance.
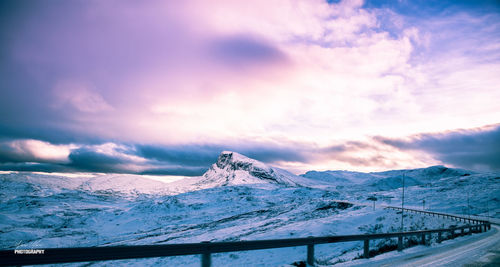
[1,0,499,175]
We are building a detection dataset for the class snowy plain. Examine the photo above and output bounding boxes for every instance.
[1,151,499,266]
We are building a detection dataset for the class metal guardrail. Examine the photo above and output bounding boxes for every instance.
[0,221,491,266]
[384,206,491,225]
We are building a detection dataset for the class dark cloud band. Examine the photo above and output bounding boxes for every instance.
[376,124,500,171]
[0,140,310,175]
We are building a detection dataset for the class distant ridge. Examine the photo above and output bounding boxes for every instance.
[301,165,474,190]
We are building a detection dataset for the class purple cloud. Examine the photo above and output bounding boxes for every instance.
[208,34,287,67]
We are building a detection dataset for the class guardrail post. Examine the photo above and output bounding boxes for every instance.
[421,233,426,245]
[438,232,442,243]
[397,236,403,251]
[461,228,464,236]
[450,229,454,239]
[364,239,369,258]
[307,244,315,266]
[201,241,211,267]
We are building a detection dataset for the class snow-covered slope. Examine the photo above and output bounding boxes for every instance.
[301,170,378,185]
[0,172,176,199]
[304,166,499,218]
[0,175,463,266]
[1,153,499,266]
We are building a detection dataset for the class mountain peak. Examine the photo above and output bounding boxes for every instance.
[198,151,303,187]
[215,151,267,171]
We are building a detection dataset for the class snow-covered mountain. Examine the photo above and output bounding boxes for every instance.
[196,151,323,187]
[160,151,333,195]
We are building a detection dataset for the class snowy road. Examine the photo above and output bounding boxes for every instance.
[342,224,500,267]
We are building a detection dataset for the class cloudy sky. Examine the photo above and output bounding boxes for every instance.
[1,0,499,175]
